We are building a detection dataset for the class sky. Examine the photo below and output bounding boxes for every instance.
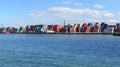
[0,0,120,27]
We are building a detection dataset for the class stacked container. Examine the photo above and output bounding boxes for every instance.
[116,23,120,33]
[19,27,24,33]
[76,24,80,32]
[25,25,30,33]
[101,22,105,32]
[53,25,62,32]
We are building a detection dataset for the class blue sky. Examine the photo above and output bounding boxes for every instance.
[0,0,120,27]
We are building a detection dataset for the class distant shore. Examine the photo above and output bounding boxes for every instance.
[0,32,113,35]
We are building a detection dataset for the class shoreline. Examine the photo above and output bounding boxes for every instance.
[0,32,113,35]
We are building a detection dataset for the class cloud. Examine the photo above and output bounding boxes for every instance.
[108,19,118,22]
[2,18,28,28]
[93,4,104,8]
[29,7,120,24]
[48,7,114,18]
[74,3,83,6]
[62,1,72,4]
[116,12,120,17]
[29,13,42,17]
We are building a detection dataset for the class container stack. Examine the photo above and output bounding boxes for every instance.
[53,25,62,32]
[34,25,43,33]
[25,25,30,33]
[101,22,105,32]
[114,23,120,33]
[80,23,87,32]
[19,27,24,33]
[76,24,80,32]
[0,22,119,34]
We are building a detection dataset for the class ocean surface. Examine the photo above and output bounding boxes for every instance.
[0,34,120,67]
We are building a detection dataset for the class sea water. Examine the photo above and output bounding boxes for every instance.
[0,34,120,67]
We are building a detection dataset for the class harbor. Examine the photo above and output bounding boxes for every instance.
[0,22,120,35]
[1,0,120,67]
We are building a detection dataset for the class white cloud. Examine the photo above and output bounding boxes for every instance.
[48,7,114,18]
[62,1,72,4]
[3,18,28,28]
[29,7,120,24]
[116,12,120,16]
[93,4,104,8]
[74,3,83,6]
[108,19,118,22]
[29,13,42,17]
[103,12,114,17]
